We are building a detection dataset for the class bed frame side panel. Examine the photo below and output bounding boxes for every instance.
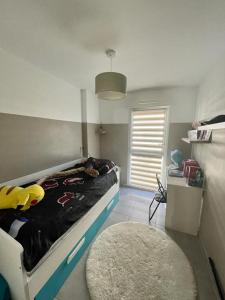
[34,191,120,300]
[0,228,29,300]
[28,175,119,299]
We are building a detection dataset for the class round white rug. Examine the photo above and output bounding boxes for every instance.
[86,222,197,300]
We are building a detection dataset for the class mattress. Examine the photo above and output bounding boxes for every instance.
[0,158,117,271]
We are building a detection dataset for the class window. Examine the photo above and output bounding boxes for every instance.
[129,109,167,190]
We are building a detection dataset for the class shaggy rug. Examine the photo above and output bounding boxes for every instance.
[86,222,197,300]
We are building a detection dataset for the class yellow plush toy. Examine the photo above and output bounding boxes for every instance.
[0,184,45,210]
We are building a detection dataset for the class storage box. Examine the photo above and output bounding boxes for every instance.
[187,167,204,187]
[182,159,199,177]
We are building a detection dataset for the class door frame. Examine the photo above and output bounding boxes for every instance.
[127,105,170,189]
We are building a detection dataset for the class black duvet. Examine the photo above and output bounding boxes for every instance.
[0,158,117,271]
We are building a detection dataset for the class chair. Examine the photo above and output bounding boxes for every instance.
[149,174,167,222]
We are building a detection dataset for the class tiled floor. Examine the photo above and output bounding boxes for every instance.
[56,186,218,300]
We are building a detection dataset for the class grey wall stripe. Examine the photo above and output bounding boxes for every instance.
[99,123,192,185]
[0,113,82,182]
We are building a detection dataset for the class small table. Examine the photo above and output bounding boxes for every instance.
[165,176,203,236]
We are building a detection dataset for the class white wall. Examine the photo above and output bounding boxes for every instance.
[99,86,197,184]
[86,90,100,124]
[100,99,129,124]
[0,48,81,122]
[196,56,225,120]
[81,89,100,124]
[81,89,100,158]
[100,87,197,124]
[0,47,101,162]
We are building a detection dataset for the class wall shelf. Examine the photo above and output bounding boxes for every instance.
[198,121,225,130]
[181,138,211,144]
[181,122,225,144]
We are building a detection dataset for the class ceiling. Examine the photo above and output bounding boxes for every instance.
[1,0,225,91]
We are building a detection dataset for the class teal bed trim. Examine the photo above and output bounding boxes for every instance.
[0,274,10,300]
[35,190,120,300]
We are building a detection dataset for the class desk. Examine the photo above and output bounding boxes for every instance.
[165,176,203,236]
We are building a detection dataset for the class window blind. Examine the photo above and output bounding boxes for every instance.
[129,109,166,190]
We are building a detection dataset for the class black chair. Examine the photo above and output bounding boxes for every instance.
[149,174,167,222]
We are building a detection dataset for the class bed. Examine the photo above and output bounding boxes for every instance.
[0,158,120,300]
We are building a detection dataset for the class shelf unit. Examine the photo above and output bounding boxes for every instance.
[182,122,225,144]
[181,138,211,144]
[198,121,225,130]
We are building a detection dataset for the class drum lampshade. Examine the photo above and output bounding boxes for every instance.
[95,72,127,100]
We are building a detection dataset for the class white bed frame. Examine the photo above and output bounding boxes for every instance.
[0,158,120,300]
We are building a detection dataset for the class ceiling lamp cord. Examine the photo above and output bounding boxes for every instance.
[106,48,116,72]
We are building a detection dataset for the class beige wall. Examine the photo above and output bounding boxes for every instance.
[194,131,225,289]
[100,122,191,185]
[83,123,100,158]
[167,123,192,162]
[193,54,225,289]
[81,90,100,158]
[87,123,100,158]
[100,124,129,185]
[0,113,82,182]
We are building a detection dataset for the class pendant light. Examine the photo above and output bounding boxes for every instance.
[95,49,127,100]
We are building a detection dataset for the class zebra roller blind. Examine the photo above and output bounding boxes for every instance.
[129,109,167,190]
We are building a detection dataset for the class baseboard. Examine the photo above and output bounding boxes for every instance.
[199,238,222,299]
[209,257,225,300]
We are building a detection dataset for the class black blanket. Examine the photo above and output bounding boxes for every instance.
[0,158,117,271]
